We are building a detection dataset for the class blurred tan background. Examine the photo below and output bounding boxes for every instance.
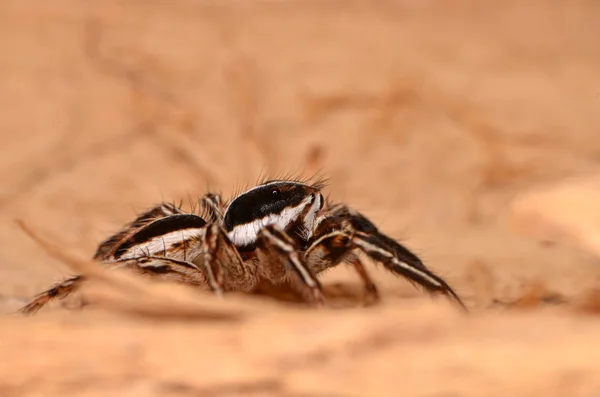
[2,1,600,396]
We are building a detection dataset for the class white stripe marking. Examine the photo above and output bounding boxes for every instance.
[227,195,313,246]
[352,237,442,287]
[225,181,311,210]
[302,193,322,240]
[118,228,204,260]
[305,231,346,256]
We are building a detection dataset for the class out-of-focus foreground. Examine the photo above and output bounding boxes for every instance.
[2,1,600,396]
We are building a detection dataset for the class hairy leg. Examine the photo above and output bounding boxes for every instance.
[255,224,325,306]
[21,198,216,315]
[18,253,220,315]
[348,256,380,304]
[308,204,467,311]
[199,223,259,294]
[304,231,379,304]
[19,276,84,315]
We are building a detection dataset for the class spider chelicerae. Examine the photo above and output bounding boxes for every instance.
[20,175,466,314]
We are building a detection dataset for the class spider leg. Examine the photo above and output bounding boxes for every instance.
[198,223,258,294]
[19,276,84,315]
[118,255,220,292]
[303,231,379,304]
[19,253,220,315]
[105,218,240,296]
[309,204,467,311]
[256,224,325,306]
[348,256,380,304]
[20,201,216,315]
[19,244,230,315]
[350,230,467,310]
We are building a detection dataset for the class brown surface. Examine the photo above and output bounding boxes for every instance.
[2,0,600,395]
[509,173,600,258]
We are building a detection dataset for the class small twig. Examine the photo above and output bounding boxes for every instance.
[16,219,145,294]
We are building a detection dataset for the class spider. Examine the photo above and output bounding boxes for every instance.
[20,176,467,314]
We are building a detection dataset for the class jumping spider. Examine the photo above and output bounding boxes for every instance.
[20,177,466,314]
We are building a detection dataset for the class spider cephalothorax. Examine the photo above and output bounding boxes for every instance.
[20,177,467,314]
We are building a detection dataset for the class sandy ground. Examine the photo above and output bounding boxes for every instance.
[2,0,600,396]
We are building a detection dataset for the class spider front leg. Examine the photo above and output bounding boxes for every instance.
[303,231,379,305]
[255,224,325,306]
[308,205,467,311]
[198,223,259,294]
[351,230,466,310]
[348,256,380,304]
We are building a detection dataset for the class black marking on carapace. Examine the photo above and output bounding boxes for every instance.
[223,182,316,232]
[94,203,183,260]
[113,214,207,259]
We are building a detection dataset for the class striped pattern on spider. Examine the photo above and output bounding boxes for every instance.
[20,176,467,314]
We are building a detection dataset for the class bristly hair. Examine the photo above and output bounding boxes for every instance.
[225,168,330,206]
[321,191,335,209]
[94,200,187,261]
[182,193,224,223]
[255,168,330,191]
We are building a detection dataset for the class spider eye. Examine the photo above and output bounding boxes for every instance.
[271,189,281,198]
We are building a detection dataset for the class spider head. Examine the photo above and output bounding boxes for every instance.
[224,180,324,247]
